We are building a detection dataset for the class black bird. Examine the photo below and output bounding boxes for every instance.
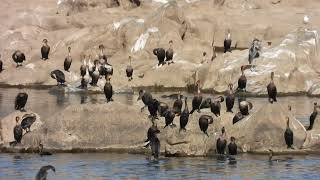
[137,90,153,112]
[284,117,294,149]
[80,55,87,77]
[158,102,169,117]
[210,96,224,117]
[232,112,244,124]
[173,91,183,116]
[267,72,277,103]
[148,99,160,122]
[12,50,26,67]
[0,58,2,73]
[39,143,52,156]
[13,116,23,145]
[226,84,235,112]
[163,109,176,128]
[15,92,28,112]
[35,165,55,180]
[126,56,133,81]
[144,125,160,148]
[308,102,318,131]
[51,70,65,85]
[179,97,189,132]
[21,113,36,133]
[198,115,214,136]
[90,66,100,86]
[150,137,160,160]
[239,100,253,116]
[190,81,202,114]
[199,98,212,110]
[237,66,247,91]
[165,40,174,65]
[228,137,237,155]
[223,30,232,53]
[216,127,227,154]
[104,77,113,102]
[129,0,141,7]
[64,47,72,72]
[153,48,166,66]
[41,39,50,60]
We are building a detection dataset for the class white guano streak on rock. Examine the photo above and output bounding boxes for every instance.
[26,63,35,70]
[131,27,159,53]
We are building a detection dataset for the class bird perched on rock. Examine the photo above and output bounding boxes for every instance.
[21,113,36,133]
[11,116,23,146]
[126,56,133,81]
[41,39,50,60]
[284,117,294,149]
[198,115,214,136]
[12,50,26,67]
[64,47,72,72]
[15,92,28,112]
[51,70,66,85]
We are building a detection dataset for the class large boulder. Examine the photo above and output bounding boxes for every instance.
[302,114,320,150]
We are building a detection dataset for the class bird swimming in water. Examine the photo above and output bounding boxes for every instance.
[21,113,36,133]
[284,117,294,149]
[15,92,28,112]
[64,47,72,72]
[80,55,87,77]
[237,66,247,92]
[172,91,183,116]
[224,29,232,53]
[165,40,174,65]
[126,56,133,81]
[228,137,237,155]
[267,72,277,103]
[104,76,113,102]
[180,97,189,132]
[41,39,50,60]
[137,90,153,112]
[190,80,203,114]
[308,102,318,131]
[198,115,214,136]
[35,165,55,180]
[12,116,23,146]
[216,127,227,154]
[210,96,224,117]
[39,143,52,156]
[12,50,26,67]
[225,84,235,112]
[51,70,65,85]
[153,48,166,66]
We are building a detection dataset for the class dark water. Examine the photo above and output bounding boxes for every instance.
[0,88,320,179]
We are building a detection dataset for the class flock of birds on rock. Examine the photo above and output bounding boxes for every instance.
[1,22,317,178]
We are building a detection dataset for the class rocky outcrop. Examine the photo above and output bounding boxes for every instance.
[302,114,320,150]
[1,0,320,95]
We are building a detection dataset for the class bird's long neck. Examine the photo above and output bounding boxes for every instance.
[100,49,104,56]
[68,49,71,57]
[227,33,231,40]
[241,69,244,76]
[184,98,188,109]
[129,58,132,66]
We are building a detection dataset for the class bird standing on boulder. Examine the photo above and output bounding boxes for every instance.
[41,39,50,60]
[165,40,174,65]
[13,116,23,145]
[267,72,277,103]
[163,108,176,128]
[228,137,237,155]
[148,98,160,123]
[64,47,72,72]
[0,54,3,73]
[284,117,294,149]
[51,70,66,85]
[80,55,87,77]
[237,66,247,92]
[226,84,235,112]
[126,56,133,81]
[144,125,160,160]
[153,48,166,66]
[190,80,203,114]
[137,90,153,112]
[90,65,100,86]
[35,165,55,180]
[216,127,227,154]
[104,76,113,102]
[15,92,28,112]
[21,113,36,133]
[308,102,318,131]
[12,50,26,67]
[224,29,232,53]
[198,115,214,136]
[173,91,183,116]
[210,96,224,117]
[180,97,189,132]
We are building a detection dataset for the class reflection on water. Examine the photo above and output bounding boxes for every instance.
[0,153,320,179]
